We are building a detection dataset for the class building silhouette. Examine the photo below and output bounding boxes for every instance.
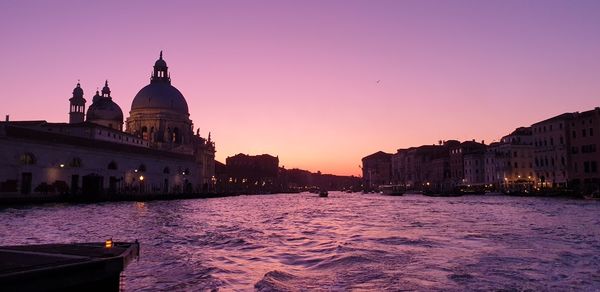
[362,106,600,194]
[0,52,215,196]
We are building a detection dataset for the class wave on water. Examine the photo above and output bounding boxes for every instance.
[255,270,299,292]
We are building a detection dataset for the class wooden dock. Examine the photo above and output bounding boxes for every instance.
[0,241,139,292]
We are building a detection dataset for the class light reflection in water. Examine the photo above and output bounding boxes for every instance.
[1,193,600,291]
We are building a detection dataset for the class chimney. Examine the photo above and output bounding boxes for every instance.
[5,115,8,122]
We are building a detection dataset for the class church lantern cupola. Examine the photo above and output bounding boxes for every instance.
[151,51,170,84]
[69,82,86,124]
[101,80,111,97]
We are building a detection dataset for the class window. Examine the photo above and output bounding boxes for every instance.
[19,153,36,165]
[573,131,577,138]
[584,161,590,173]
[582,129,586,137]
[592,161,598,173]
[142,126,148,140]
[108,161,118,170]
[70,157,82,168]
[582,144,597,153]
[163,167,170,174]
[590,128,594,137]
[138,164,147,172]
[560,137,564,145]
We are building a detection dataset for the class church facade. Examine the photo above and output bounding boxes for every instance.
[0,52,216,197]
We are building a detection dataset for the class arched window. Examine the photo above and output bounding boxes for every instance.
[19,153,36,165]
[69,157,82,168]
[141,126,148,140]
[108,161,118,170]
[163,167,170,174]
[172,127,180,143]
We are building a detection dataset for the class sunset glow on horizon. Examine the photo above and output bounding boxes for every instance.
[2,0,600,176]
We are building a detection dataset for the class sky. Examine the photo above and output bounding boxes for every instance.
[1,0,600,176]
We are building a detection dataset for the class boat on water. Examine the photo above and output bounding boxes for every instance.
[0,241,139,291]
[583,191,600,200]
[319,190,329,197]
[379,184,404,196]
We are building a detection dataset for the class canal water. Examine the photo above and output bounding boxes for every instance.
[1,192,600,291]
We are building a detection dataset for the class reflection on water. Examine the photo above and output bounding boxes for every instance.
[2,193,600,291]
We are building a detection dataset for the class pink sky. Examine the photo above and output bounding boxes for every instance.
[1,0,600,176]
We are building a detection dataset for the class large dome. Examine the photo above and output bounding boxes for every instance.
[131,83,189,114]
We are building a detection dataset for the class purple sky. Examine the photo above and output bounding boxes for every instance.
[1,0,600,175]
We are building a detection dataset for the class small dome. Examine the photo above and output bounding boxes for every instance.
[155,59,167,68]
[131,83,189,114]
[92,91,100,103]
[87,98,124,123]
[72,83,84,96]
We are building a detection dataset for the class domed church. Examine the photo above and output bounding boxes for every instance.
[0,52,216,197]
[126,51,193,148]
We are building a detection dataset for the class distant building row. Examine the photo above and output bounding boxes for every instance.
[214,153,361,193]
[362,107,600,193]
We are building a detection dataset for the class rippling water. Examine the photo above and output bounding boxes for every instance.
[2,192,600,291]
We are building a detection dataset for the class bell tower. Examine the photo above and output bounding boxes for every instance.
[69,82,86,124]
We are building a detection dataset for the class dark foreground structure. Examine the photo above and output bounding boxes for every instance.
[0,241,139,292]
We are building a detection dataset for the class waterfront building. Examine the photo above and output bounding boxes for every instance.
[391,141,457,191]
[484,127,535,190]
[361,151,392,190]
[463,152,485,186]
[391,149,408,186]
[484,142,502,187]
[532,113,571,188]
[225,153,279,192]
[501,127,535,189]
[567,108,600,191]
[0,52,216,196]
[430,140,460,191]
[449,140,486,186]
